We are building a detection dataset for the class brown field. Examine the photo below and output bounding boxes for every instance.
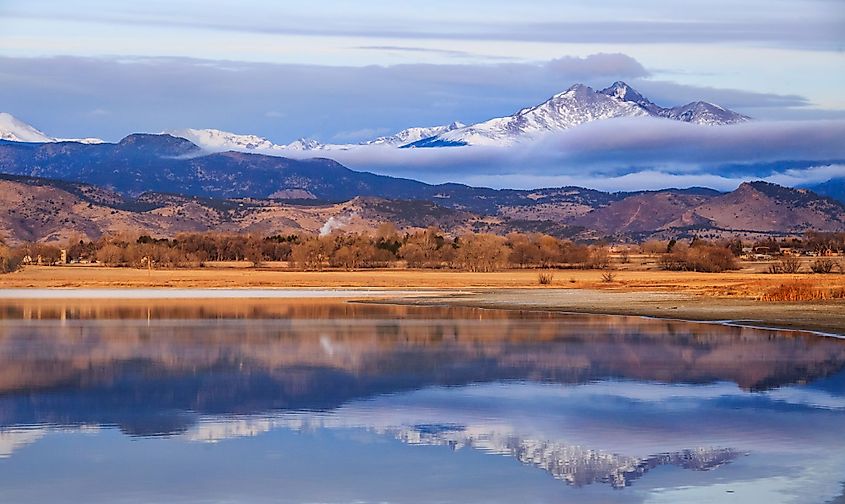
[2,262,844,335]
[1,261,844,298]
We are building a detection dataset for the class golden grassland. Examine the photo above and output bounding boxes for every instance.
[2,260,845,334]
[2,261,844,300]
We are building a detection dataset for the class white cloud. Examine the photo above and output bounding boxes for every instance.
[266,118,845,190]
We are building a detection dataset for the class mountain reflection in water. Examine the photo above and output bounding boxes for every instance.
[0,299,844,503]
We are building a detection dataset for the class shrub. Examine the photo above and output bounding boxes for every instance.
[761,282,816,301]
[537,271,554,285]
[641,240,666,254]
[0,245,24,273]
[768,257,803,274]
[658,252,687,271]
[761,282,845,301]
[587,246,611,270]
[685,245,738,272]
[601,271,617,283]
[659,244,738,273]
[810,258,835,274]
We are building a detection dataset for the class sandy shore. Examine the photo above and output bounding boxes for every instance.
[377,289,845,337]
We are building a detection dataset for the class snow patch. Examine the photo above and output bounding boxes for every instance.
[0,112,104,144]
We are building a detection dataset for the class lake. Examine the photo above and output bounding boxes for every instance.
[0,299,843,504]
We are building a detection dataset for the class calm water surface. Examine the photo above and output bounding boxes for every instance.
[0,299,844,504]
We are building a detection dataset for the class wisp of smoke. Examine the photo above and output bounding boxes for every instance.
[319,213,357,236]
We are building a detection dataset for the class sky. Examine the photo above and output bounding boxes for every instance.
[0,0,844,190]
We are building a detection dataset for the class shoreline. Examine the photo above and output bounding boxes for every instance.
[369,288,845,338]
[0,288,453,299]
[0,285,843,337]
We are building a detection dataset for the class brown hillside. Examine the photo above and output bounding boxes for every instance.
[0,179,480,244]
[680,182,845,232]
[572,191,713,234]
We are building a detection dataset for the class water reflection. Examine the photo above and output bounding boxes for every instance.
[0,300,844,503]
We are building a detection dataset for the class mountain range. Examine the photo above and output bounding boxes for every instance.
[0,81,842,243]
[0,133,617,208]
[0,81,748,153]
[807,177,845,203]
[405,82,749,148]
[1,163,843,244]
[165,81,749,151]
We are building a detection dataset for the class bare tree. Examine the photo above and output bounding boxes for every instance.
[290,238,331,270]
[455,234,508,272]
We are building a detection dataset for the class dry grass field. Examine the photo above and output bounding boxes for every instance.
[1,260,844,300]
[2,260,845,334]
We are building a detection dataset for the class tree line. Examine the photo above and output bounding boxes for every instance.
[2,226,608,272]
[2,228,843,274]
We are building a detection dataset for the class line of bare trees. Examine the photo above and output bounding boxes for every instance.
[2,229,843,274]
[0,226,614,272]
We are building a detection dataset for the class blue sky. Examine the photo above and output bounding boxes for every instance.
[0,0,843,189]
[1,0,843,141]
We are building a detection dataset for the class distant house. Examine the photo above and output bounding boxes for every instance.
[741,246,773,261]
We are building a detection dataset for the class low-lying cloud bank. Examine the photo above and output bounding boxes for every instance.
[455,165,845,193]
[268,118,845,191]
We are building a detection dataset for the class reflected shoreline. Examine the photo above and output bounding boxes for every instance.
[2,301,844,429]
[1,300,844,502]
[2,288,843,339]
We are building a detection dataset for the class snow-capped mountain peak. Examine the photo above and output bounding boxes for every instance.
[406,83,649,147]
[283,138,327,151]
[405,81,750,147]
[55,137,105,144]
[601,81,637,100]
[168,129,341,152]
[599,82,749,125]
[660,101,749,125]
[168,128,279,151]
[176,122,475,152]
[599,81,662,114]
[363,121,466,147]
[0,112,104,144]
[562,82,590,94]
[0,112,53,143]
